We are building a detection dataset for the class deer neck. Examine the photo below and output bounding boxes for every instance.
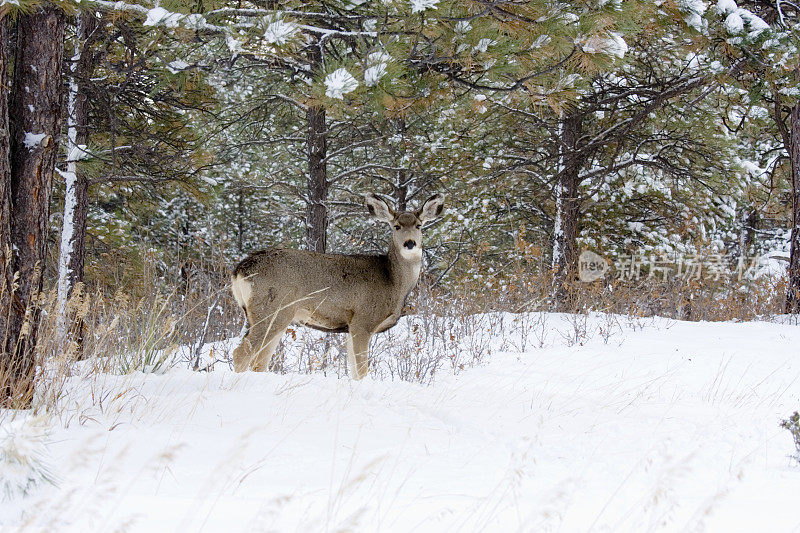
[388,242,422,295]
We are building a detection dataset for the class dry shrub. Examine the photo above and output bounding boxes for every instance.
[0,245,792,420]
[448,259,787,321]
[0,257,240,418]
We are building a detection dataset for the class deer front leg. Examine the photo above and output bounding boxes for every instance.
[346,324,372,380]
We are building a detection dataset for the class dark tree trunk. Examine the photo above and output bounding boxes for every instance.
[552,112,583,309]
[744,208,759,252]
[65,178,89,288]
[0,16,15,400]
[61,174,89,349]
[786,104,800,313]
[305,104,328,253]
[395,169,409,212]
[236,186,244,254]
[391,118,409,211]
[2,4,66,406]
[59,12,96,354]
[65,12,93,291]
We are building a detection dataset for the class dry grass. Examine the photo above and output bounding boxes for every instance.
[456,260,788,321]
[0,254,792,424]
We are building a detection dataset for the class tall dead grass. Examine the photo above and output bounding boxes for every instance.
[455,258,788,321]
[0,253,792,422]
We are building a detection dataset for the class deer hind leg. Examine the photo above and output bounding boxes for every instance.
[346,323,373,380]
[234,306,294,372]
[232,336,252,372]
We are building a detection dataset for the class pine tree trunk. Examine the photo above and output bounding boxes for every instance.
[786,104,800,313]
[392,118,408,211]
[57,174,88,350]
[57,12,93,353]
[551,112,583,309]
[2,4,66,406]
[395,169,409,212]
[305,104,328,253]
[236,187,244,254]
[0,16,15,401]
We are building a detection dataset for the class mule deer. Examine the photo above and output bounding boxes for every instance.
[230,192,445,379]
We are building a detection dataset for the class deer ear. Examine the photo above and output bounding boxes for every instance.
[416,193,446,223]
[364,193,395,222]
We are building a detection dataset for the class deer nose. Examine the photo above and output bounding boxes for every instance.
[403,240,416,250]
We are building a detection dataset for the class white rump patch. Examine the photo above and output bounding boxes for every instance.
[231,274,253,309]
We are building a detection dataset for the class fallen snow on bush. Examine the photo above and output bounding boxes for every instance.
[2,313,799,531]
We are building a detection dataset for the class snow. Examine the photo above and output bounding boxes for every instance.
[581,32,628,59]
[225,34,242,55]
[364,64,387,87]
[365,52,390,86]
[454,20,471,34]
[751,251,791,279]
[3,313,798,530]
[67,144,89,162]
[410,0,439,13]
[725,12,744,33]
[680,0,708,31]
[716,0,737,14]
[324,68,359,99]
[263,19,298,45]
[0,416,54,500]
[22,132,46,150]
[56,168,77,331]
[57,24,84,340]
[143,7,183,28]
[183,13,207,30]
[723,7,770,36]
[474,94,488,114]
[740,9,770,33]
[166,60,190,74]
[473,38,494,53]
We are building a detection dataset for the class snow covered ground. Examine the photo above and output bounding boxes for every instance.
[2,313,799,531]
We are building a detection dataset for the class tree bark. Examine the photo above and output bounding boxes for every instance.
[551,111,583,309]
[786,104,800,313]
[395,169,409,212]
[2,4,66,406]
[391,118,409,211]
[0,16,15,400]
[236,186,244,254]
[57,12,94,352]
[305,103,328,253]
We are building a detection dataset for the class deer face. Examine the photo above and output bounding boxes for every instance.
[364,193,446,261]
[391,212,424,259]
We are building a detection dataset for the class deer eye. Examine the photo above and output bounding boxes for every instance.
[394,225,401,230]
[416,224,421,229]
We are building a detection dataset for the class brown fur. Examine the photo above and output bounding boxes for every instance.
[230,193,445,379]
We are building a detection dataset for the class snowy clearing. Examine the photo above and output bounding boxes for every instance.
[2,313,800,531]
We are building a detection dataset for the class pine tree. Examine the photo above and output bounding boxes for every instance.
[702,0,800,311]
[1,2,66,406]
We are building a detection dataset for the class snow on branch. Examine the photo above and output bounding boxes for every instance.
[324,68,359,99]
[82,0,225,33]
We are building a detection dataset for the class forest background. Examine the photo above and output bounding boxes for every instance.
[1,0,799,405]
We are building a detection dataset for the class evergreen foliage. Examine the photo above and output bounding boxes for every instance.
[2,0,797,303]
